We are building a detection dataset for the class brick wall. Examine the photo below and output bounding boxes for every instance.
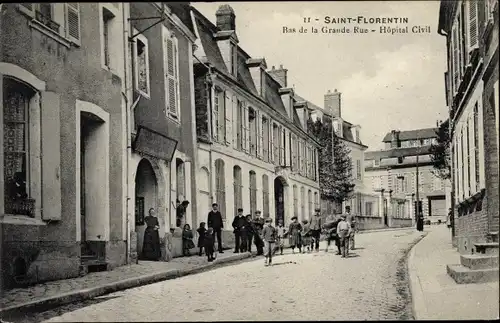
[454,193,490,254]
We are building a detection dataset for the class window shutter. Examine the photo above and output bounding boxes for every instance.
[245,107,250,152]
[166,37,178,117]
[18,3,35,16]
[211,89,217,141]
[467,0,479,50]
[452,24,459,94]
[256,110,262,158]
[41,92,62,221]
[65,3,81,45]
[224,93,231,145]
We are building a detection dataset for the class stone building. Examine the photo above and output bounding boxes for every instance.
[438,0,498,282]
[309,89,378,219]
[364,128,450,227]
[191,5,320,243]
[125,3,198,261]
[1,3,128,287]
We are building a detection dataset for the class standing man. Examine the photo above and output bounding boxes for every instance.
[253,210,265,255]
[345,206,356,250]
[337,215,351,258]
[232,208,246,253]
[207,203,224,254]
[309,208,323,252]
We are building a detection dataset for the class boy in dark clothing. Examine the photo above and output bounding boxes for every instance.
[197,222,207,256]
[252,211,265,255]
[207,203,224,253]
[245,214,255,252]
[232,208,247,253]
[204,227,215,262]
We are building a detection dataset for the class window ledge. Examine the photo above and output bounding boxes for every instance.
[167,113,181,125]
[28,19,72,49]
[0,215,47,226]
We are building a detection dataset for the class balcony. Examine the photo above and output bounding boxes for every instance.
[4,198,36,218]
[35,10,60,33]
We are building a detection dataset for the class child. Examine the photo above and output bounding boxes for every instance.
[197,222,207,256]
[204,227,216,262]
[182,224,195,256]
[288,216,302,254]
[245,214,255,253]
[275,220,287,255]
[262,218,277,266]
[301,219,312,253]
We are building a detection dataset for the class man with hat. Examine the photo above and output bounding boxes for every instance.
[252,210,265,255]
[232,208,247,253]
[309,208,323,252]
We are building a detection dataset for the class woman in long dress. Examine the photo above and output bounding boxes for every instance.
[142,208,161,261]
[288,216,302,253]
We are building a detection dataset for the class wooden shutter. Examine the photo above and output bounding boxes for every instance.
[66,3,81,45]
[256,110,262,158]
[41,92,62,221]
[18,3,35,16]
[452,23,459,94]
[224,93,231,145]
[211,88,217,141]
[166,36,178,117]
[467,0,479,50]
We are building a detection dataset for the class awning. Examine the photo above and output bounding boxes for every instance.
[133,126,177,162]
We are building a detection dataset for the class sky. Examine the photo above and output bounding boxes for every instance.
[193,1,449,150]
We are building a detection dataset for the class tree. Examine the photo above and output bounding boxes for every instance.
[430,120,451,180]
[308,118,355,207]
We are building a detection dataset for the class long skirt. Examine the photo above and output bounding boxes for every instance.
[289,232,301,247]
[143,227,161,260]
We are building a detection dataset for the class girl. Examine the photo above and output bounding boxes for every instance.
[197,222,207,256]
[275,220,287,255]
[182,224,195,256]
[301,219,312,253]
[288,216,302,254]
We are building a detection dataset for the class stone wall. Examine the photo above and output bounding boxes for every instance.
[354,216,386,231]
[389,217,413,228]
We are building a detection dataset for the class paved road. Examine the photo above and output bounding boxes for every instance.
[10,229,425,322]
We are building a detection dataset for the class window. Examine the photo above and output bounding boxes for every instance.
[291,135,298,170]
[213,89,225,142]
[473,103,480,191]
[365,202,373,216]
[308,190,312,217]
[18,3,81,45]
[215,159,226,220]
[230,43,238,76]
[262,116,269,162]
[397,176,405,193]
[293,185,298,218]
[314,192,319,209]
[297,140,302,173]
[280,127,285,166]
[300,187,305,219]
[233,166,242,216]
[249,108,257,156]
[236,100,243,150]
[272,123,279,164]
[133,31,150,98]
[466,0,479,51]
[356,160,361,180]
[100,6,119,71]
[163,28,179,118]
[466,119,471,196]
[262,175,269,217]
[3,78,35,217]
[249,171,257,215]
[242,105,249,152]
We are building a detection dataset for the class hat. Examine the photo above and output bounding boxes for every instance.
[255,210,262,214]
[291,216,298,221]
[340,215,346,219]
[238,208,243,212]
[315,207,321,212]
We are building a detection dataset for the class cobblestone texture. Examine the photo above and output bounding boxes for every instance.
[3,229,425,322]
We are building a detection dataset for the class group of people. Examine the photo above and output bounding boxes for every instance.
[142,201,357,265]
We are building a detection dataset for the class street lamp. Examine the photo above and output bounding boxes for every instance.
[415,137,424,231]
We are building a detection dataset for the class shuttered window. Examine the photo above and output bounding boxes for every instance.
[473,103,480,191]
[262,175,270,217]
[262,116,269,162]
[467,0,479,51]
[163,29,179,119]
[66,3,80,45]
[451,23,459,94]
[293,185,298,218]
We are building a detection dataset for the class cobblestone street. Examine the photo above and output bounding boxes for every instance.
[6,229,425,322]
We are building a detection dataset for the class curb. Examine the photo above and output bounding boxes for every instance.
[357,227,414,234]
[406,231,430,321]
[0,253,251,316]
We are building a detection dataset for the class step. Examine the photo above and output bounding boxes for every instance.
[446,264,499,284]
[487,232,499,243]
[474,242,499,255]
[460,254,499,270]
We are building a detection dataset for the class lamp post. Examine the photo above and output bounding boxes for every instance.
[415,137,424,231]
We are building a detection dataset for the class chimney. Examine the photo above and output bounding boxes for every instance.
[268,64,288,88]
[216,5,236,31]
[324,89,341,118]
[390,130,400,148]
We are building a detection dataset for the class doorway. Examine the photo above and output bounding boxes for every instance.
[274,177,285,225]
[383,198,388,226]
[135,158,158,260]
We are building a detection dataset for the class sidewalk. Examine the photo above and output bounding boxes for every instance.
[0,251,251,316]
[408,226,499,320]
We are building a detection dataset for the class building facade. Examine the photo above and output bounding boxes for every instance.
[1,3,127,287]
[125,3,198,261]
[364,129,451,226]
[310,90,378,218]
[191,5,320,240]
[438,0,499,253]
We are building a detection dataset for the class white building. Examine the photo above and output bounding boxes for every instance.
[191,5,320,233]
[309,89,378,217]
